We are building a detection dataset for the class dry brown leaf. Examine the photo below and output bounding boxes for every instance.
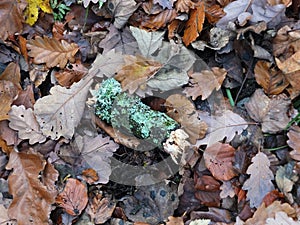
[184,67,227,100]
[175,0,195,13]
[287,125,300,161]
[0,120,19,146]
[114,55,162,94]
[183,2,205,46]
[276,51,300,74]
[81,168,99,185]
[0,0,23,41]
[0,137,14,154]
[285,70,300,98]
[245,89,291,133]
[254,60,289,95]
[56,178,88,216]
[27,36,79,69]
[166,94,207,144]
[242,152,275,208]
[204,142,237,181]
[245,201,296,225]
[166,216,184,225]
[0,80,19,121]
[29,64,49,87]
[220,181,235,198]
[8,105,46,145]
[6,149,58,225]
[205,5,226,24]
[13,84,36,109]
[0,62,21,90]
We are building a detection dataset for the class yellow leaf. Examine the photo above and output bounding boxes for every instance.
[25,0,52,26]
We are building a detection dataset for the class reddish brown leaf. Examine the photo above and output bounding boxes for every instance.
[262,190,285,207]
[204,142,237,181]
[18,35,29,64]
[56,178,88,216]
[81,168,99,185]
[27,36,79,69]
[287,125,300,161]
[205,5,226,24]
[183,2,205,46]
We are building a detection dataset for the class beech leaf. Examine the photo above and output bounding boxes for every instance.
[242,152,275,208]
[287,125,300,161]
[204,142,237,181]
[6,150,58,225]
[27,36,79,69]
[245,89,291,133]
[34,76,93,140]
[184,67,227,100]
[8,105,46,145]
[0,80,19,121]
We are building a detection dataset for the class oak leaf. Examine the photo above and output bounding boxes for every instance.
[204,142,237,181]
[184,67,227,100]
[56,178,88,216]
[242,152,275,208]
[254,60,289,95]
[175,0,195,13]
[245,89,291,133]
[0,0,23,41]
[6,150,58,225]
[266,211,299,225]
[287,125,300,161]
[34,75,93,140]
[27,36,79,69]
[8,105,46,145]
[182,2,205,46]
[24,0,52,26]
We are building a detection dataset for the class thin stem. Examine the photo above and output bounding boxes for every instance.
[226,88,235,107]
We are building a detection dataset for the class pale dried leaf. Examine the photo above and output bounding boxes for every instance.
[276,51,300,74]
[27,36,79,69]
[220,181,235,198]
[184,67,227,100]
[8,105,46,145]
[245,89,291,133]
[204,142,237,181]
[29,64,48,87]
[6,150,58,225]
[266,211,299,225]
[154,0,176,9]
[34,76,93,140]
[287,125,300,161]
[197,110,247,147]
[175,0,195,13]
[82,0,99,8]
[242,152,274,208]
[190,219,211,225]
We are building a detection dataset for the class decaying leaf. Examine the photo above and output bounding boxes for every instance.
[287,125,300,161]
[122,183,178,224]
[242,152,275,208]
[0,0,23,41]
[114,55,162,95]
[27,36,79,69]
[245,89,291,133]
[56,178,88,216]
[204,142,237,181]
[245,200,296,225]
[197,110,247,147]
[0,62,21,90]
[8,105,46,145]
[0,80,19,121]
[266,211,299,225]
[254,60,289,95]
[6,150,58,225]
[182,2,205,46]
[166,94,207,144]
[184,67,227,100]
[24,0,52,25]
[34,75,93,140]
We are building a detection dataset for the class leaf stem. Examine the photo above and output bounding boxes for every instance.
[264,145,288,151]
[226,88,235,107]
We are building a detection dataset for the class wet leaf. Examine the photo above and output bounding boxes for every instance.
[34,75,93,140]
[204,142,238,181]
[254,60,289,95]
[56,178,88,216]
[6,150,58,225]
[287,125,300,161]
[242,152,275,208]
[182,2,205,46]
[184,67,227,100]
[8,105,46,145]
[27,36,79,69]
[245,89,291,133]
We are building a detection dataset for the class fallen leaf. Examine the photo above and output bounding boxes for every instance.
[8,105,46,145]
[276,51,300,74]
[130,26,165,58]
[175,0,195,13]
[154,0,175,9]
[184,67,227,100]
[197,110,248,147]
[205,5,226,24]
[166,216,184,225]
[13,84,36,109]
[190,208,232,223]
[123,183,178,224]
[107,0,138,29]
[29,64,49,87]
[254,60,289,95]
[27,36,79,69]
[81,168,99,185]
[0,0,23,41]
[266,211,299,225]
[166,94,207,144]
[245,201,296,225]
[82,0,99,8]
[0,204,16,225]
[114,55,162,95]
[0,62,21,90]
[189,219,211,225]
[242,152,275,208]
[6,149,58,225]
[287,125,300,161]
[0,80,19,121]
[24,0,52,25]
[220,181,235,198]
[245,89,291,133]
[182,2,205,46]
[56,178,88,216]
[204,142,237,181]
